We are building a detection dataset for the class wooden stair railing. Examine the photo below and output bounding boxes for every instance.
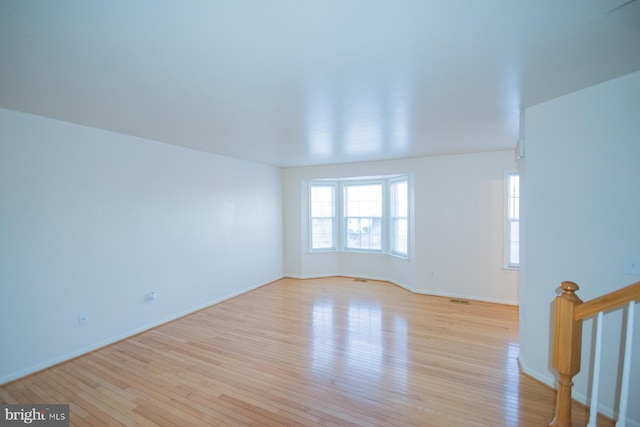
[549,281,640,427]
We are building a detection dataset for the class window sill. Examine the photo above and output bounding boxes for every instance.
[308,249,409,261]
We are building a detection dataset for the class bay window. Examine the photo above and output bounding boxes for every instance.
[309,175,410,258]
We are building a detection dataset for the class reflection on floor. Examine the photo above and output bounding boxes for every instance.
[0,277,613,426]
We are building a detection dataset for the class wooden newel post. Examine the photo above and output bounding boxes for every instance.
[549,281,584,427]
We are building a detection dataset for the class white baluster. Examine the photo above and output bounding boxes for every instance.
[587,312,603,427]
[615,301,635,427]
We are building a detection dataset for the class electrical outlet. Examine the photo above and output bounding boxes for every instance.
[625,255,640,276]
[78,312,89,326]
[148,291,157,303]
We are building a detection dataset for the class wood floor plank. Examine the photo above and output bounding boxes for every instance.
[0,277,614,426]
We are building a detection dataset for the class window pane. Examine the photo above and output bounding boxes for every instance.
[345,184,382,217]
[392,218,408,254]
[507,173,519,267]
[312,218,334,249]
[311,186,334,217]
[310,177,409,256]
[391,180,408,256]
[311,185,335,250]
[391,181,408,217]
[345,217,382,250]
[508,174,519,220]
[509,222,520,265]
[510,175,520,197]
[344,183,382,251]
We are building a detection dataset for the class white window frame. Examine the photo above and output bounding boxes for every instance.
[505,170,520,269]
[309,183,337,251]
[389,176,409,257]
[343,180,385,253]
[308,175,410,259]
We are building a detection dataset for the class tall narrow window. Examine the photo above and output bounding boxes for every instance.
[506,173,520,268]
[344,183,382,251]
[390,178,408,256]
[310,184,335,250]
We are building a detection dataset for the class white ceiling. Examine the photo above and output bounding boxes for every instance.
[1,1,639,167]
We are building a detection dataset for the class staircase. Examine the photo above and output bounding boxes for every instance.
[549,281,640,427]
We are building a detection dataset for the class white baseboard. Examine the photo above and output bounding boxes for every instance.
[518,356,639,427]
[286,273,518,306]
[8,275,634,426]
[517,356,556,389]
[419,288,518,306]
[285,273,341,280]
[0,275,283,386]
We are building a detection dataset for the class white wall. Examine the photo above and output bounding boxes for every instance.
[519,71,640,425]
[0,109,283,384]
[283,150,519,304]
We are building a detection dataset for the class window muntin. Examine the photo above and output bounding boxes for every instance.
[344,183,383,251]
[506,172,520,268]
[310,184,336,250]
[309,176,410,258]
[390,179,408,256]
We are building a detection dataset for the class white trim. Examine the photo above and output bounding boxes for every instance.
[285,273,342,280]
[587,312,603,427]
[518,356,556,389]
[504,170,520,269]
[308,175,411,258]
[518,354,640,427]
[416,288,519,306]
[0,275,284,386]
[616,302,635,427]
[389,176,409,258]
[343,179,385,252]
[308,182,337,252]
[287,274,518,306]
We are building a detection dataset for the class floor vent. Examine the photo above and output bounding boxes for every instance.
[353,278,368,282]
[450,299,470,305]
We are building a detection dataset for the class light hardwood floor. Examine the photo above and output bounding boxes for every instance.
[0,277,612,426]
